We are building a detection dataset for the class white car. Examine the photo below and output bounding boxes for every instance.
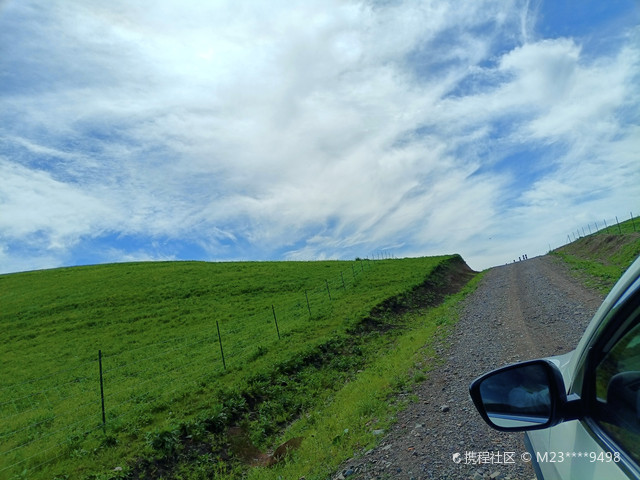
[470,255,640,480]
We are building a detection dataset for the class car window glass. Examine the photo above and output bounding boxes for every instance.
[571,278,640,397]
[594,317,640,464]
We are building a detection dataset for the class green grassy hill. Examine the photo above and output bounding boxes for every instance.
[551,216,640,293]
[0,255,477,480]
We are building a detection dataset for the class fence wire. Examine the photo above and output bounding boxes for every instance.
[1,258,376,478]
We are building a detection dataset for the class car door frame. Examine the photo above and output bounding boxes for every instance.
[561,274,640,479]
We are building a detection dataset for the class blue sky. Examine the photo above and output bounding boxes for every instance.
[1,0,639,274]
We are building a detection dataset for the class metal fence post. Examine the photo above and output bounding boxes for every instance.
[98,350,106,431]
[216,321,226,370]
[272,305,281,340]
[305,290,312,318]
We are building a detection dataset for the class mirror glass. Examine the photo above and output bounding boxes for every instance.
[478,363,552,428]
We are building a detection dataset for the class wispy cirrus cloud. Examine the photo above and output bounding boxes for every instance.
[0,0,638,273]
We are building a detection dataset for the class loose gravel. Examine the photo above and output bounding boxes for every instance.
[333,255,604,480]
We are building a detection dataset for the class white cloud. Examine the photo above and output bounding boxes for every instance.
[0,160,115,248]
[0,0,638,273]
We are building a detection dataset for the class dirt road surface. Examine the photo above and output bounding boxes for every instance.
[333,255,605,480]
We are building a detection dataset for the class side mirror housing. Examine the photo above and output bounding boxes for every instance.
[469,359,573,432]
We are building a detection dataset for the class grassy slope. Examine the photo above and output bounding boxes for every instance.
[551,216,640,293]
[0,255,477,480]
[250,270,483,480]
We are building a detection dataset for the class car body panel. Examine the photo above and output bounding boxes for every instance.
[528,419,630,480]
[546,351,574,388]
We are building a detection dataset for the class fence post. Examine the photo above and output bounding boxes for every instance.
[616,216,622,234]
[216,321,226,370]
[325,280,332,301]
[632,212,637,232]
[603,219,609,233]
[351,264,356,281]
[305,290,312,318]
[272,305,280,340]
[98,350,106,432]
[340,271,346,290]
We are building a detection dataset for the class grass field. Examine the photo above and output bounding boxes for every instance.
[0,255,477,479]
[552,216,640,293]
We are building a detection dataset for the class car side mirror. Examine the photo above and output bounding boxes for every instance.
[469,359,568,432]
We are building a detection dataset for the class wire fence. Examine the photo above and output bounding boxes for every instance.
[560,211,638,247]
[0,258,379,478]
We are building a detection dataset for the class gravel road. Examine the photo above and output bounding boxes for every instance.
[333,254,605,480]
